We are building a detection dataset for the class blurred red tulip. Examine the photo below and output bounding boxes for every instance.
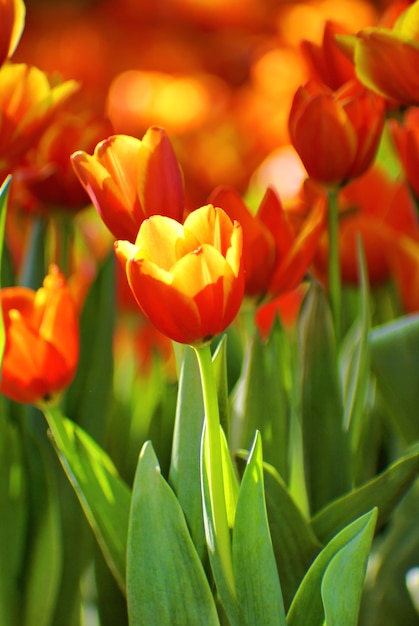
[390,107,419,200]
[0,0,25,67]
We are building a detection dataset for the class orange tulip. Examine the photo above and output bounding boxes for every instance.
[209,185,326,301]
[115,204,244,346]
[389,107,419,200]
[336,1,419,107]
[288,79,385,187]
[0,0,25,67]
[301,21,356,91]
[0,265,79,406]
[0,63,79,175]
[71,127,184,242]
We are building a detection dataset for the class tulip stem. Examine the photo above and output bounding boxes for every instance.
[194,343,236,601]
[327,188,341,342]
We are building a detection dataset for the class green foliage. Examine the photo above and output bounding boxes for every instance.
[127,442,219,626]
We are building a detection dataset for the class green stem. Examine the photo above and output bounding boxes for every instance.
[194,343,236,599]
[327,188,341,342]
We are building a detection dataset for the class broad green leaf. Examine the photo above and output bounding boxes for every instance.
[169,345,206,560]
[231,322,289,481]
[311,445,419,544]
[23,431,62,626]
[127,442,219,626]
[232,433,286,626]
[298,282,351,513]
[261,459,322,610]
[0,405,27,626]
[287,509,377,626]
[321,509,377,626]
[369,314,419,442]
[359,481,419,626]
[43,406,131,593]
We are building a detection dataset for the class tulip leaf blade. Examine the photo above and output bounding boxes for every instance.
[127,441,219,626]
[169,345,206,561]
[287,508,377,626]
[232,432,286,626]
[22,429,62,626]
[311,443,419,544]
[369,314,419,442]
[298,282,351,513]
[43,406,131,593]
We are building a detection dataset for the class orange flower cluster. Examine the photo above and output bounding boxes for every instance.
[3,0,419,403]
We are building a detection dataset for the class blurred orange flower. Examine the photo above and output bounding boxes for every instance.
[71,127,184,241]
[209,185,326,301]
[389,106,419,200]
[0,264,79,406]
[309,165,419,286]
[115,204,244,346]
[0,0,25,67]
[336,1,419,107]
[0,63,79,175]
[19,96,113,212]
[288,79,385,187]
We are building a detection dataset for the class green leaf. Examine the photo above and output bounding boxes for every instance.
[298,282,351,513]
[169,345,206,560]
[287,509,377,626]
[43,406,131,593]
[369,314,419,442]
[23,431,62,626]
[232,433,286,626]
[231,322,289,480]
[321,509,377,626]
[0,405,27,626]
[261,460,322,610]
[311,444,419,544]
[212,335,231,441]
[127,441,219,626]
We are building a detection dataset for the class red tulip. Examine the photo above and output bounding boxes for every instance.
[209,185,326,301]
[115,204,244,346]
[390,107,419,200]
[288,79,385,186]
[0,265,79,406]
[71,127,184,241]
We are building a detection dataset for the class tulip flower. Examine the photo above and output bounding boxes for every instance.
[0,0,25,67]
[208,185,326,301]
[0,265,79,406]
[288,79,385,187]
[301,21,356,91]
[335,1,419,107]
[115,204,244,346]
[71,127,185,242]
[389,107,419,200]
[20,96,113,212]
[0,63,79,176]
